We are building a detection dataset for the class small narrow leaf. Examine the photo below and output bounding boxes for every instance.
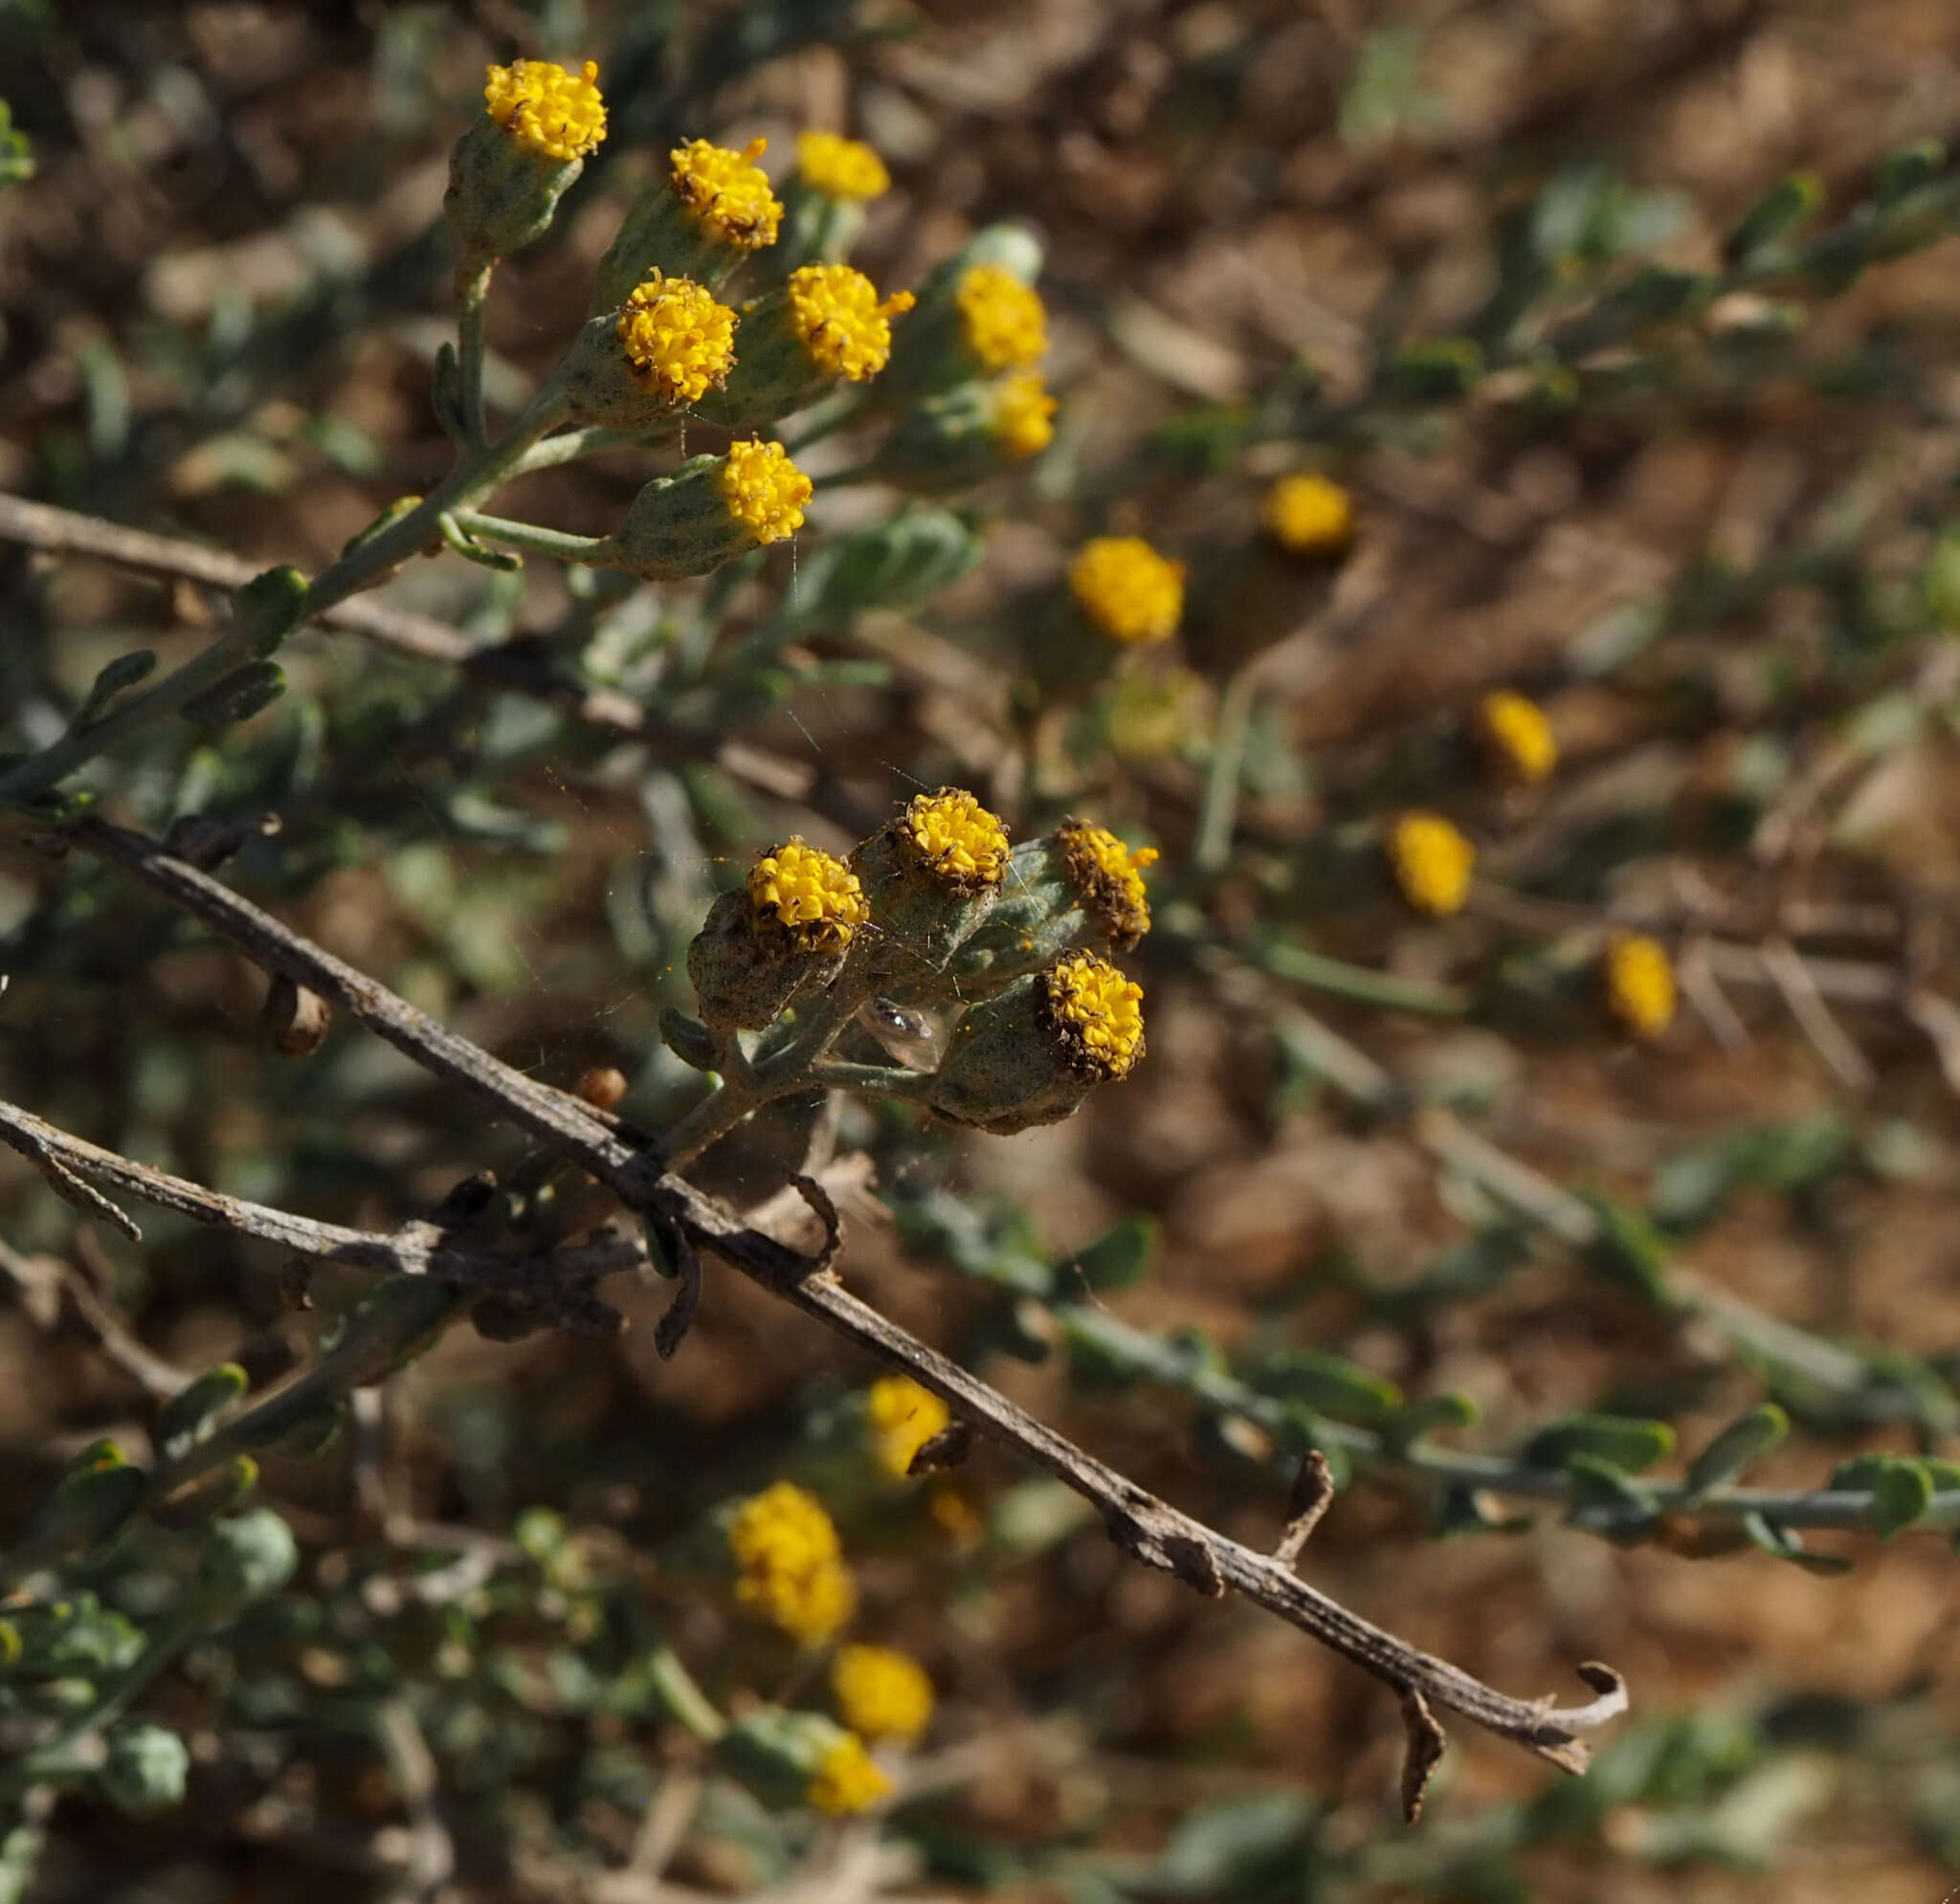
[1523,1412,1675,1475]
[1683,1404,1789,1500]
[72,650,157,730]
[1060,1215,1156,1292]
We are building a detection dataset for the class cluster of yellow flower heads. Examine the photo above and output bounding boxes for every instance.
[994,371,1058,457]
[866,1376,950,1479]
[671,135,784,249]
[484,57,608,163]
[727,1482,857,1645]
[615,272,739,403]
[1058,821,1158,949]
[806,1733,892,1814]
[1605,931,1676,1040]
[832,1644,934,1742]
[1390,812,1476,918]
[902,787,1013,890]
[1044,951,1147,1078]
[1478,689,1559,786]
[1262,472,1354,555]
[955,262,1049,371]
[796,130,892,201]
[719,439,813,544]
[747,838,869,951]
[787,264,916,381]
[1069,536,1186,646]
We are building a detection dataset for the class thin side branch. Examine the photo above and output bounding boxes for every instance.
[0,1097,646,1324]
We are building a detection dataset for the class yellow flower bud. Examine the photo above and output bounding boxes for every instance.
[594,135,782,305]
[445,58,605,272]
[927,954,1145,1135]
[1477,690,1558,786]
[807,1733,891,1814]
[1604,932,1676,1040]
[596,442,810,583]
[1070,537,1185,646]
[727,1482,857,1646]
[832,1644,933,1743]
[796,131,891,202]
[1389,813,1476,918]
[845,787,1011,976]
[955,262,1048,371]
[1261,472,1354,557]
[483,58,606,162]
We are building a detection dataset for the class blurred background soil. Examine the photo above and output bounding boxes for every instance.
[9,2,1960,1899]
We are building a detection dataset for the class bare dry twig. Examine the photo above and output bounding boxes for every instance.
[42,815,1628,1793]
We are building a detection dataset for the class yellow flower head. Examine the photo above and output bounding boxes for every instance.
[832,1644,934,1743]
[483,58,607,163]
[748,838,869,952]
[786,264,915,381]
[1477,690,1558,786]
[955,263,1048,371]
[900,787,1011,891]
[728,1482,857,1646]
[1389,813,1476,918]
[615,273,738,404]
[719,440,813,544]
[992,372,1057,457]
[807,1733,891,1815]
[1262,472,1354,555]
[795,130,891,201]
[1070,536,1185,646]
[1056,820,1158,950]
[670,136,783,250]
[1043,951,1146,1079]
[1605,931,1676,1040]
[866,1376,949,1480]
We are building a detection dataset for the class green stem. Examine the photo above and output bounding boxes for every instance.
[1257,941,1470,1017]
[507,424,668,475]
[1195,663,1259,873]
[0,631,258,807]
[645,1645,725,1741]
[455,265,493,453]
[446,509,609,566]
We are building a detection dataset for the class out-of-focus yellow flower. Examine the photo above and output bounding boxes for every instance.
[719,440,813,544]
[1070,537,1185,646]
[1261,472,1354,555]
[806,1733,891,1814]
[867,1376,950,1479]
[1044,951,1146,1079]
[670,136,783,250]
[901,788,1011,891]
[1102,667,1208,763]
[992,372,1057,457]
[832,1645,934,1743]
[1389,813,1475,918]
[1605,932,1676,1039]
[1477,690,1558,786]
[955,263,1048,371]
[795,130,891,201]
[614,273,738,404]
[786,264,915,381]
[926,1480,985,1549]
[1057,821,1158,950]
[728,1482,857,1645]
[483,58,607,162]
[748,839,869,952]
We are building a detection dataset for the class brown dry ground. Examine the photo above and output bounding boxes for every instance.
[10,2,1960,1900]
